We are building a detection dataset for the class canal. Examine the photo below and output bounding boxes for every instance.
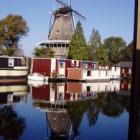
[0,80,130,140]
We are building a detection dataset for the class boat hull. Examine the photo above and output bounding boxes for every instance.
[0,67,28,83]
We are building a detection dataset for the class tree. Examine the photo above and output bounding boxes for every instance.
[0,14,29,56]
[88,28,103,61]
[96,44,108,64]
[104,37,127,64]
[33,47,55,57]
[121,41,132,61]
[68,21,88,60]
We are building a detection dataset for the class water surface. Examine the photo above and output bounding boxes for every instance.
[0,80,130,140]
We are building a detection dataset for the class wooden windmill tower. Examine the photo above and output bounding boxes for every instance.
[38,0,86,58]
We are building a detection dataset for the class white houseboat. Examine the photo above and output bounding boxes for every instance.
[0,56,29,83]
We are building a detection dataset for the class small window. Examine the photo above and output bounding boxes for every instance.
[60,62,64,68]
[106,71,108,76]
[76,61,79,67]
[87,86,90,92]
[87,70,91,76]
[71,60,74,66]
[8,58,14,67]
[129,69,132,74]
[83,64,88,68]
[122,68,125,73]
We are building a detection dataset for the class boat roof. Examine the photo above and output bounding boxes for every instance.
[0,55,25,59]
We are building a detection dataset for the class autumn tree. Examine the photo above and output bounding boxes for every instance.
[0,14,29,56]
[33,47,55,58]
[68,21,88,60]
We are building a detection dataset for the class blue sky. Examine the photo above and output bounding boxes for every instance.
[0,0,134,56]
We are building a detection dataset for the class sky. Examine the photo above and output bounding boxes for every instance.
[0,0,135,56]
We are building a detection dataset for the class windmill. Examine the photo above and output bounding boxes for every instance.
[48,0,86,40]
[38,0,86,58]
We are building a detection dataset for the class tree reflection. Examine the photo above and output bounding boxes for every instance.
[67,99,99,138]
[87,101,99,127]
[101,93,124,117]
[0,105,26,140]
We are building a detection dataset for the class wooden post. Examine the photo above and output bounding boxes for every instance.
[129,0,140,139]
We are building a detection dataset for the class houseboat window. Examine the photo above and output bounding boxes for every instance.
[62,44,65,47]
[60,62,64,68]
[129,69,132,74]
[8,58,14,67]
[83,64,88,68]
[87,70,91,76]
[76,61,79,67]
[71,60,74,66]
[122,68,125,73]
[87,86,90,92]
[92,64,96,69]
[106,71,108,76]
[115,67,117,71]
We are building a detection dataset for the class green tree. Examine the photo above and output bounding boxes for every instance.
[88,28,100,61]
[0,14,29,56]
[96,44,107,64]
[120,41,132,61]
[68,21,88,60]
[104,37,126,64]
[33,47,55,57]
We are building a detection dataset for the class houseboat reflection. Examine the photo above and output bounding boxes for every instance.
[31,81,130,140]
[0,83,28,105]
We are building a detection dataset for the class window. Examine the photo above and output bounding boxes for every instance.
[76,61,79,67]
[8,58,14,67]
[87,70,91,76]
[122,68,125,73]
[83,64,88,68]
[93,64,96,69]
[71,60,74,66]
[60,62,64,68]
[87,86,90,92]
[106,71,108,76]
[129,69,132,74]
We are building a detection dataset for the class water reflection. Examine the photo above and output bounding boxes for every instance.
[0,83,28,140]
[30,80,130,140]
[0,83,28,105]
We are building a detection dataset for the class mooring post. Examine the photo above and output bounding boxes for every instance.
[129,0,140,139]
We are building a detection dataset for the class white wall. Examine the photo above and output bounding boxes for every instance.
[51,58,56,77]
[82,67,121,81]
[82,69,110,80]
[82,80,120,93]
[110,67,121,79]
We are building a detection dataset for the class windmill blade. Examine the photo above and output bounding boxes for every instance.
[54,0,86,20]
[72,9,86,20]
[55,0,69,7]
